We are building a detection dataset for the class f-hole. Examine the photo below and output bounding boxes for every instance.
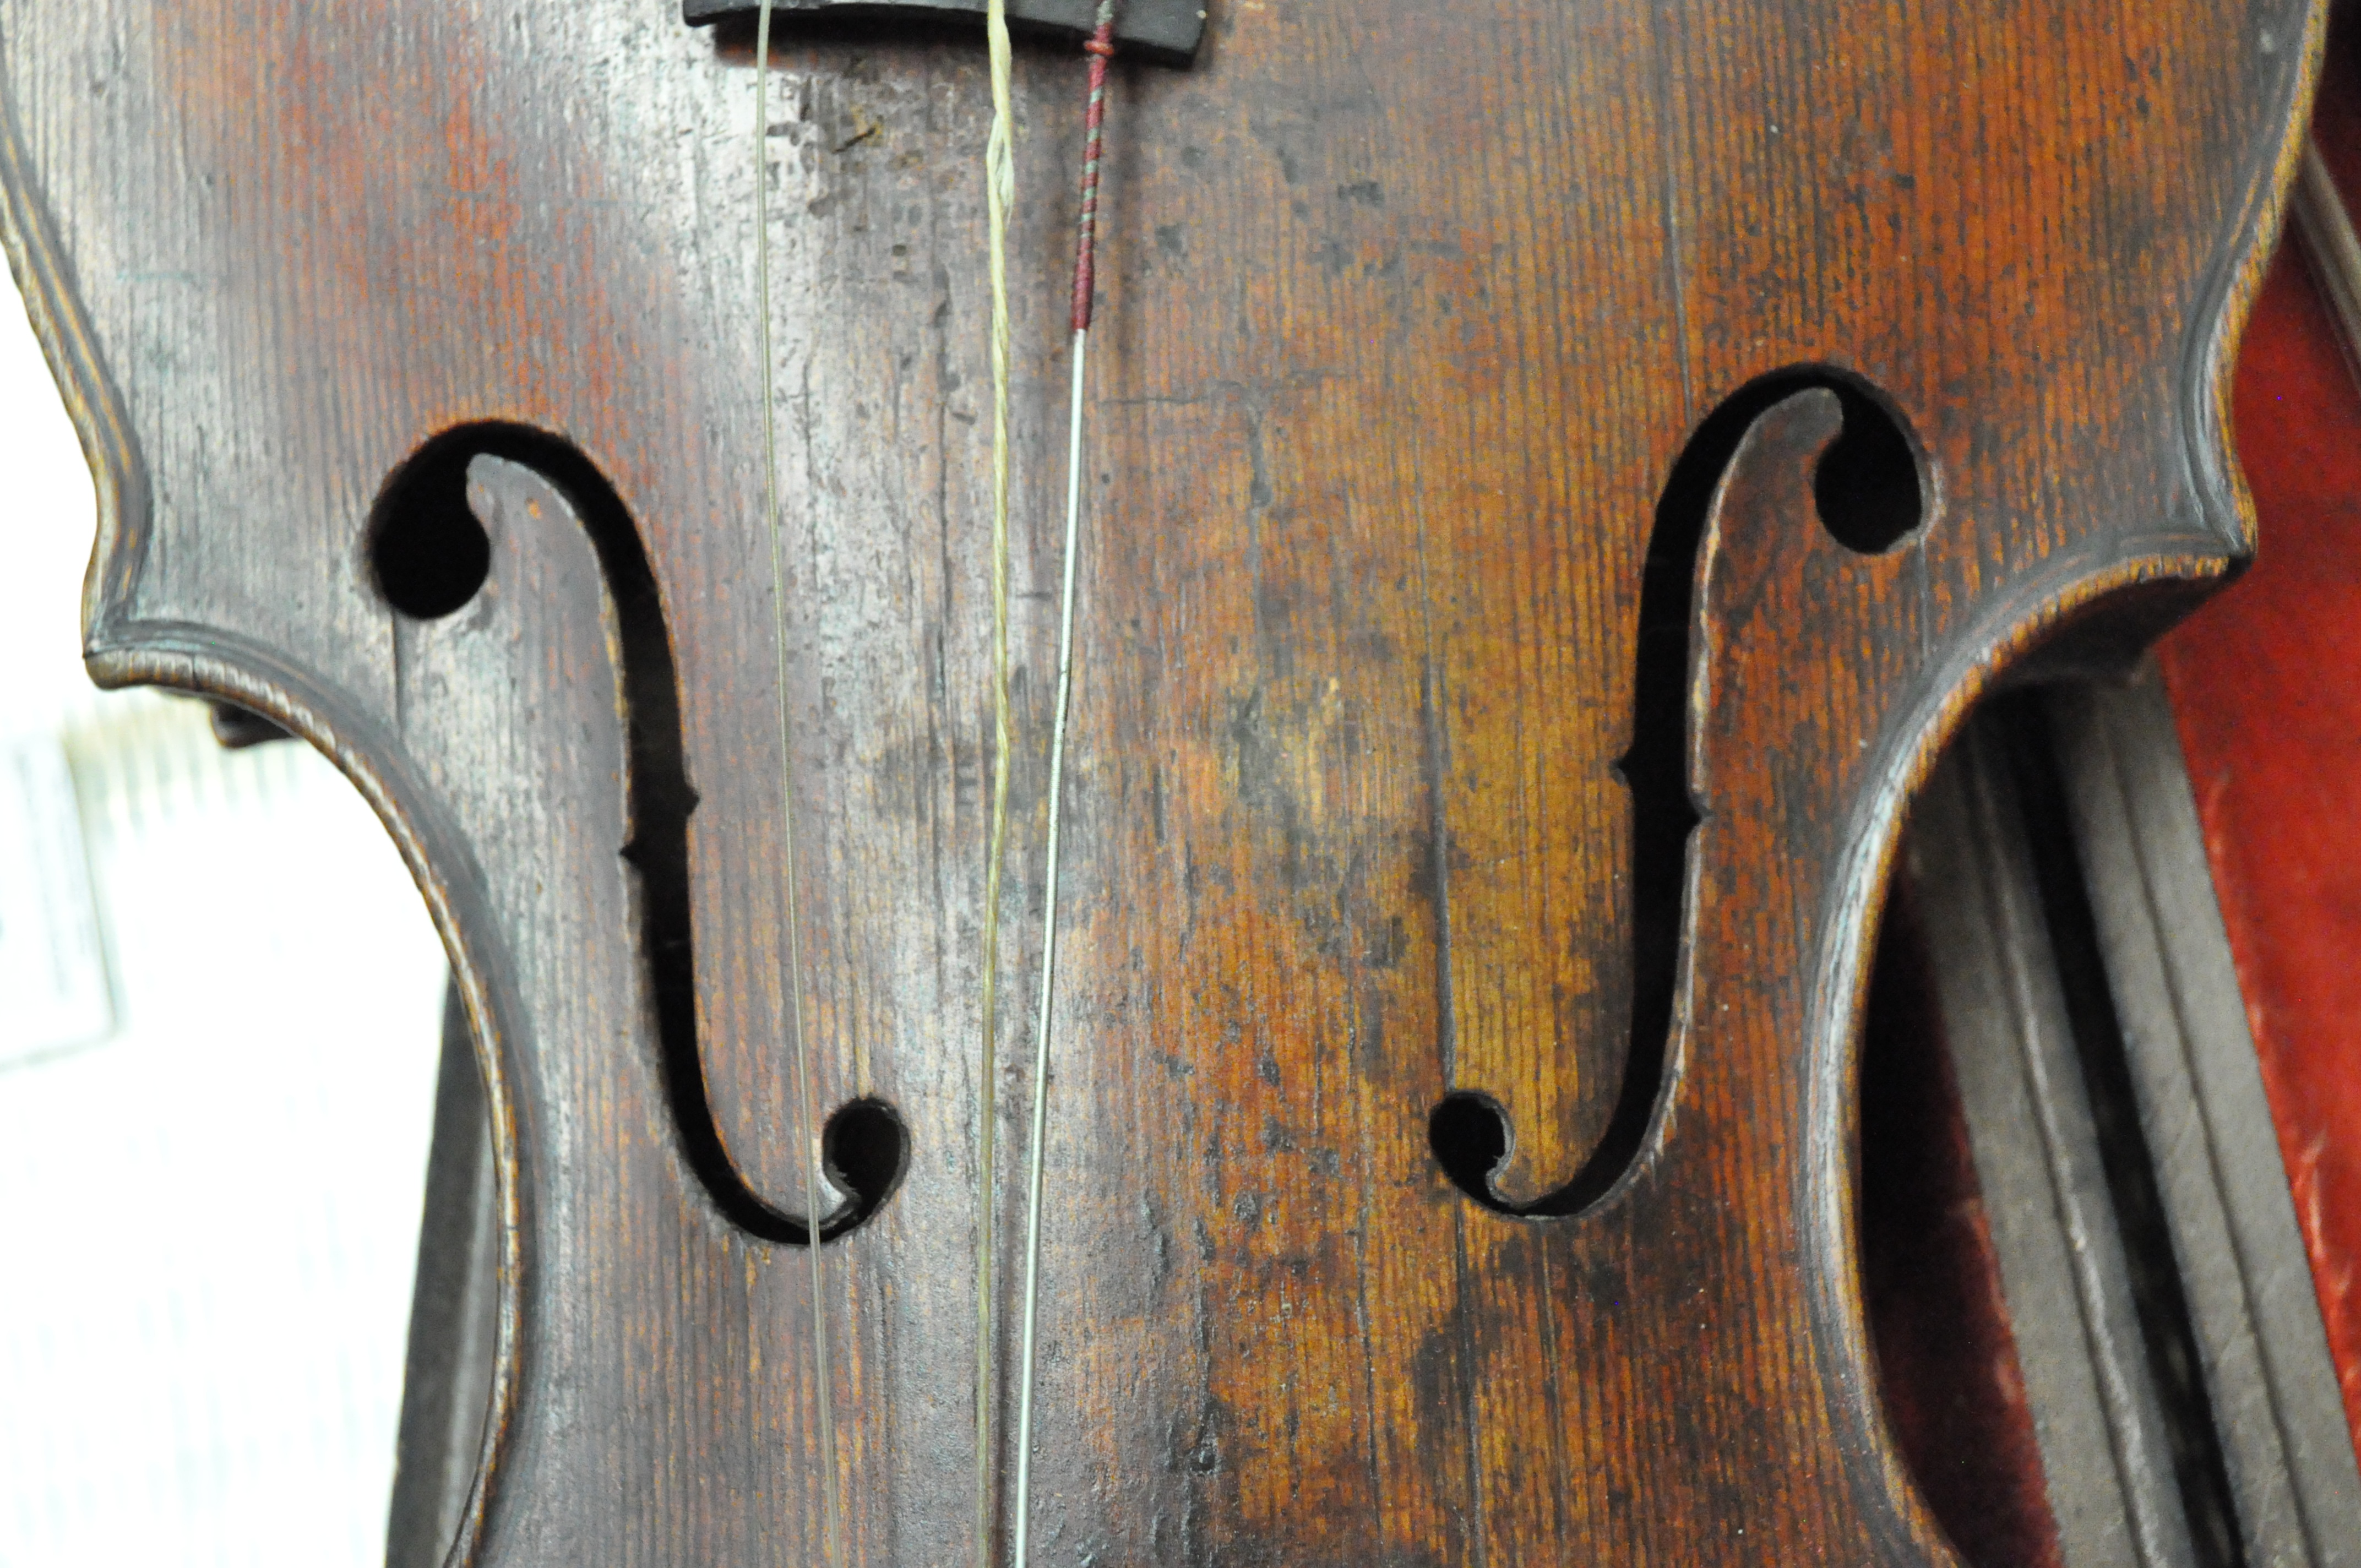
[1432,368,1925,1215]
[370,426,908,1244]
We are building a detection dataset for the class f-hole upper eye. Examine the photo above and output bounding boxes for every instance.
[369,447,494,619]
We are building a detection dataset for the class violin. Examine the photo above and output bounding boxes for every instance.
[0,0,2339,1560]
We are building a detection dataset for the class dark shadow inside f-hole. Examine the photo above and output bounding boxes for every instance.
[372,426,905,1245]
[1431,369,1927,1217]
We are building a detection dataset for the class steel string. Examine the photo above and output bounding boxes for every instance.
[1010,9,1122,1560]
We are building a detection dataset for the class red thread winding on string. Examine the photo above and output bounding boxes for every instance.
[1070,1,1120,333]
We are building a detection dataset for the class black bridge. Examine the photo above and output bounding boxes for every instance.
[684,0,1207,66]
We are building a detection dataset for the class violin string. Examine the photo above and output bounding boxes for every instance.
[752,6,842,1565]
[1010,9,1120,1561]
[976,0,1018,1560]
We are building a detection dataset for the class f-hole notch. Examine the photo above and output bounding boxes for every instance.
[1432,368,1925,1217]
[371,426,908,1245]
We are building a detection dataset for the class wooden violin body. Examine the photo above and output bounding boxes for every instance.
[0,0,2324,1560]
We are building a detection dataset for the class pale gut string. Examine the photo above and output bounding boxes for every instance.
[977,0,1018,1561]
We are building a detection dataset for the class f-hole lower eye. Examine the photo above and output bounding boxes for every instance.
[820,1098,910,1240]
[1429,367,1927,1218]
[1429,1093,1513,1200]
